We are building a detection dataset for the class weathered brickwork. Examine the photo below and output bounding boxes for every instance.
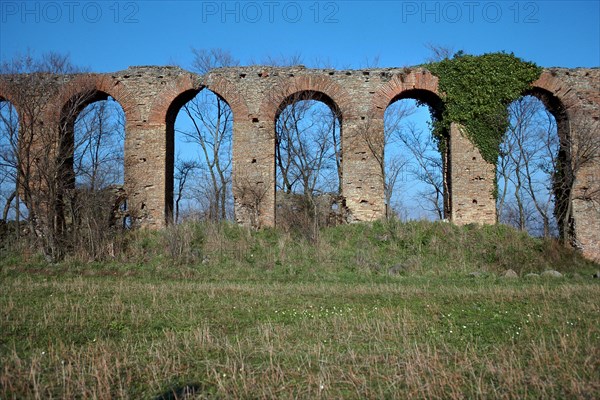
[449,123,497,225]
[0,66,598,260]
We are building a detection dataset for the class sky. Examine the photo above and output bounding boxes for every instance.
[1,0,598,221]
[1,0,599,71]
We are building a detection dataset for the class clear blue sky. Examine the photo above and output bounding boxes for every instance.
[1,0,599,71]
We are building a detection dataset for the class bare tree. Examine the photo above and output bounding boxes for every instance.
[497,96,558,237]
[274,92,342,233]
[395,121,445,219]
[360,55,381,68]
[173,48,238,222]
[366,100,444,220]
[0,52,127,260]
[256,53,304,67]
[62,97,127,259]
[0,53,86,258]
[276,96,340,196]
[424,44,457,63]
[0,100,22,225]
[381,102,416,218]
[72,99,125,191]
[191,48,239,74]
[173,158,200,223]
[177,94,233,221]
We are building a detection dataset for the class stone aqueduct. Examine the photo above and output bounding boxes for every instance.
[0,65,599,260]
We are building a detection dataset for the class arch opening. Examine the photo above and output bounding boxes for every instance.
[274,90,343,232]
[59,91,128,230]
[383,90,448,221]
[168,88,234,224]
[0,98,28,230]
[496,91,569,239]
[73,97,125,191]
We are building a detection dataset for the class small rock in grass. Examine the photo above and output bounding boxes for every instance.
[541,270,563,278]
[388,264,407,276]
[524,273,540,279]
[502,269,519,279]
[377,234,390,242]
[592,271,600,279]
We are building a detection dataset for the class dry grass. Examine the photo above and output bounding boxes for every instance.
[1,275,599,399]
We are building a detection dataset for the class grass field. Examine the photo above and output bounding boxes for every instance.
[1,221,599,399]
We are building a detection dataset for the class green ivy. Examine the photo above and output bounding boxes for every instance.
[427,52,542,164]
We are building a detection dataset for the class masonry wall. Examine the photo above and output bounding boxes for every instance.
[449,123,497,225]
[0,65,598,260]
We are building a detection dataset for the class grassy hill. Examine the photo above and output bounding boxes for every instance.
[2,219,597,280]
[1,221,599,398]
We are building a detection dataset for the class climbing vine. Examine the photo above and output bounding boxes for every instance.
[427,52,542,164]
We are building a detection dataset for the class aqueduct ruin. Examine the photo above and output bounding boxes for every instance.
[1,65,599,260]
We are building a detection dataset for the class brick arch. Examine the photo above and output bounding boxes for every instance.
[51,74,141,125]
[259,75,354,123]
[526,72,577,162]
[522,84,571,145]
[526,71,578,242]
[147,73,249,125]
[531,71,581,113]
[371,69,441,119]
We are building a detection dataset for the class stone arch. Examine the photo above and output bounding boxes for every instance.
[259,75,354,123]
[526,72,578,242]
[148,73,249,126]
[371,69,448,218]
[274,89,343,125]
[531,71,580,112]
[151,73,247,223]
[55,75,133,147]
[52,74,140,126]
[528,72,574,142]
[527,73,582,163]
[260,75,351,227]
[54,76,130,197]
[371,69,441,119]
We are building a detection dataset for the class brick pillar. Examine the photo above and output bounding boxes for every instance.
[572,188,600,261]
[342,116,385,222]
[125,123,168,229]
[232,118,276,228]
[449,123,496,225]
[570,113,600,261]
